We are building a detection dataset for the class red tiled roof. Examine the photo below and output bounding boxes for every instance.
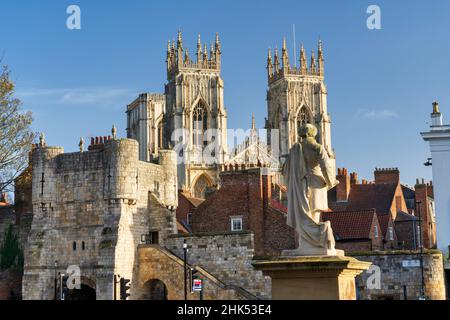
[179,192,204,207]
[345,183,397,215]
[322,209,376,240]
[177,220,190,234]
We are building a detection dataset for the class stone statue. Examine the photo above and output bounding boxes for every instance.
[282,124,342,256]
[39,132,46,147]
[112,124,117,140]
[79,137,84,152]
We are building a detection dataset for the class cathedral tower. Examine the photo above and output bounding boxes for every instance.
[265,39,334,164]
[165,31,228,197]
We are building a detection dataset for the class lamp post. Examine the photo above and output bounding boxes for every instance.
[416,201,426,300]
[54,260,58,300]
[183,240,188,300]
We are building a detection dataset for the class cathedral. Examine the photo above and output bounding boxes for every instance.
[126,31,334,198]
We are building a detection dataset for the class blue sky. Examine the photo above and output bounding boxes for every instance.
[2,0,449,186]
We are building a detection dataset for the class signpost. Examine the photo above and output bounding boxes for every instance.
[192,279,202,293]
[402,260,421,268]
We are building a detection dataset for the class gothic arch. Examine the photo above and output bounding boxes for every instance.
[140,279,168,300]
[191,99,209,147]
[295,104,313,141]
[192,173,213,199]
[155,116,164,151]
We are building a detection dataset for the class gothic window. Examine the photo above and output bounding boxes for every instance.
[157,120,163,150]
[297,107,311,140]
[192,103,207,147]
[193,174,211,199]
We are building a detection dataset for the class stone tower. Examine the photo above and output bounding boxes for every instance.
[164,31,228,198]
[265,38,334,165]
[22,136,178,300]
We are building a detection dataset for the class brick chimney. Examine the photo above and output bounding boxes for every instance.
[336,168,350,202]
[426,181,434,198]
[350,172,359,185]
[414,178,435,249]
[374,167,400,184]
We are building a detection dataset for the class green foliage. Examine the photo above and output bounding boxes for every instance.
[0,63,35,193]
[0,224,24,270]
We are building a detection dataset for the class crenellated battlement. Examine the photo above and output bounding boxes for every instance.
[166,30,221,78]
[267,38,324,84]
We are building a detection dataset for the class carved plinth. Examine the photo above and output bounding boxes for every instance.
[252,255,371,300]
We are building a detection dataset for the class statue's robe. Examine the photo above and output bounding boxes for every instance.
[282,139,337,251]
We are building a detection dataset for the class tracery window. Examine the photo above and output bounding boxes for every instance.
[297,107,311,140]
[192,103,208,147]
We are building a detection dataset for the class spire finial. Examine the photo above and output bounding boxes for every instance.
[177,29,182,47]
[310,50,316,74]
[252,113,256,130]
[184,47,189,62]
[79,137,84,152]
[112,124,117,140]
[300,43,307,73]
[39,132,46,147]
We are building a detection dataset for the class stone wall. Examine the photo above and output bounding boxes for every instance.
[135,245,250,300]
[352,250,446,300]
[22,138,178,300]
[165,232,271,299]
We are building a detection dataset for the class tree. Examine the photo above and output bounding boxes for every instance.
[0,63,34,193]
[0,224,23,270]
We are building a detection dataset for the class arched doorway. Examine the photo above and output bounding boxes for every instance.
[141,279,168,300]
[64,284,96,300]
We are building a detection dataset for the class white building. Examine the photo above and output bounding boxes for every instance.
[421,102,450,259]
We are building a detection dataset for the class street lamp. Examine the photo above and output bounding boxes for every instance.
[183,240,188,300]
[416,201,426,300]
[54,260,58,300]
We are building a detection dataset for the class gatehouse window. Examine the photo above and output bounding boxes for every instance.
[157,120,163,150]
[73,241,77,251]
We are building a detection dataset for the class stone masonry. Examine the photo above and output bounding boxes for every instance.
[22,137,178,299]
[165,232,271,299]
[353,250,446,300]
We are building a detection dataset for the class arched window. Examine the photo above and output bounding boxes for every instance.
[193,174,211,199]
[297,107,311,140]
[192,103,207,147]
[73,241,77,251]
[156,120,163,150]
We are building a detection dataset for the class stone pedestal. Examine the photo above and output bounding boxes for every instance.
[253,256,371,300]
